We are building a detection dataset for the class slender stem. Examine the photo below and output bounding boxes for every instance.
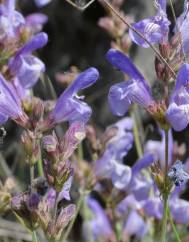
[37,141,44,177]
[134,106,145,143]
[32,231,38,242]
[37,157,44,177]
[131,109,143,158]
[112,206,120,242]
[161,129,170,242]
[168,208,181,242]
[161,194,169,242]
[61,192,85,242]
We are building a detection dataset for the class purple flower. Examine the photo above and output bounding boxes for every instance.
[129,154,154,201]
[46,176,73,207]
[168,160,189,186]
[95,118,133,190]
[129,0,170,47]
[166,64,189,131]
[107,50,189,131]
[43,172,73,209]
[116,194,143,215]
[9,32,48,89]
[49,67,99,125]
[170,197,189,224]
[123,210,147,239]
[143,197,163,219]
[145,129,173,168]
[54,204,76,239]
[0,0,25,40]
[106,49,155,116]
[60,121,86,160]
[13,78,30,101]
[0,73,27,124]
[106,117,133,139]
[130,173,153,201]
[132,154,154,174]
[83,197,114,241]
[95,147,132,190]
[174,0,189,53]
[43,132,58,153]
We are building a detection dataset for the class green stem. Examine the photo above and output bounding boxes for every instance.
[37,138,44,177]
[131,109,143,158]
[168,208,181,242]
[32,231,38,242]
[161,129,170,242]
[112,207,120,242]
[61,192,85,242]
[161,194,169,242]
[37,158,44,177]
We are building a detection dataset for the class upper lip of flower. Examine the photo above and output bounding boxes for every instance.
[49,67,99,125]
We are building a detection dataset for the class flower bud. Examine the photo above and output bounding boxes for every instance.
[21,130,40,165]
[147,101,170,130]
[155,57,166,80]
[55,160,74,192]
[85,124,99,152]
[11,192,39,230]
[43,159,55,186]
[171,33,181,48]
[32,98,44,123]
[43,132,59,164]
[60,121,86,161]
[21,130,35,156]
[159,43,171,59]
[43,132,58,153]
[98,17,116,37]
[46,204,76,241]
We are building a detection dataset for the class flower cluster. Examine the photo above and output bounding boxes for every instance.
[1,0,189,242]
